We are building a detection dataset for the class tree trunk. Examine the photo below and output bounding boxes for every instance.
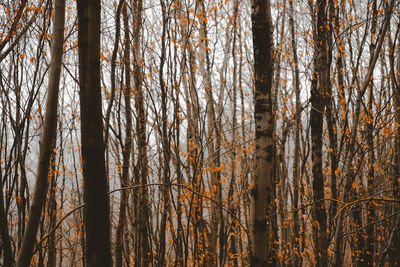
[250,0,277,265]
[104,0,124,178]
[197,0,222,264]
[131,0,151,264]
[158,0,171,265]
[289,0,303,265]
[364,1,377,265]
[389,20,400,265]
[228,3,240,265]
[47,156,58,267]
[0,177,13,266]
[115,2,133,266]
[16,0,65,265]
[332,2,346,265]
[311,0,330,265]
[77,0,111,265]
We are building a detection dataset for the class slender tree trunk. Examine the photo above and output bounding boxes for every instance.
[0,178,13,266]
[228,3,239,264]
[273,2,287,262]
[332,2,346,265]
[158,0,171,265]
[77,0,111,265]
[131,0,151,264]
[115,3,133,266]
[237,15,251,266]
[197,0,222,264]
[57,125,66,267]
[104,0,124,178]
[180,15,198,265]
[364,2,377,265]
[389,21,400,265]
[289,1,303,265]
[47,156,57,267]
[16,0,65,265]
[250,0,277,265]
[325,0,338,230]
[172,24,184,266]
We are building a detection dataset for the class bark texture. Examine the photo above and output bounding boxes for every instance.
[250,0,277,265]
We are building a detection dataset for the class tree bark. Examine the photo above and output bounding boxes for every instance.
[115,2,133,266]
[158,0,171,265]
[77,0,111,265]
[131,0,151,264]
[47,156,57,267]
[364,2,377,265]
[389,18,400,265]
[311,0,330,265]
[16,0,65,265]
[289,1,303,265]
[0,176,13,266]
[250,0,277,265]
[228,2,240,265]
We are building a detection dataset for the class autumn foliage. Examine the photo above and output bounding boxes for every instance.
[1,0,400,266]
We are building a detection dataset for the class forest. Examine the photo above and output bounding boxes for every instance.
[1,0,400,266]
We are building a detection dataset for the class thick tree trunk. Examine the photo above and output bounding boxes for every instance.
[250,0,277,265]
[77,0,111,266]
[16,0,65,265]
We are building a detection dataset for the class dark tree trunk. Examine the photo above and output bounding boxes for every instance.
[389,17,400,266]
[0,181,13,266]
[311,0,330,265]
[250,0,277,265]
[364,1,378,265]
[289,0,303,265]
[77,0,111,265]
